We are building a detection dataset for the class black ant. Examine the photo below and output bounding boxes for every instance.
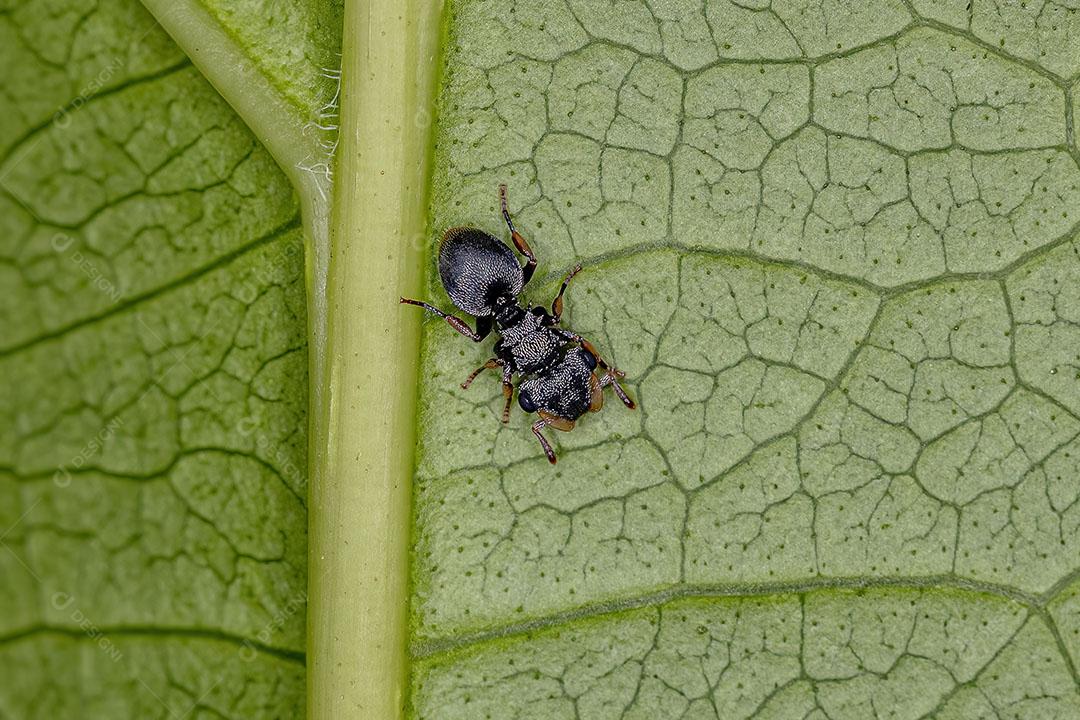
[401,185,635,464]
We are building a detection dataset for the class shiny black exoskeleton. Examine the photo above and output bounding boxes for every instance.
[401,185,635,464]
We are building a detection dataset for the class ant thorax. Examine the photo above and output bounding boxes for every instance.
[496,306,542,343]
[495,308,563,375]
[491,297,526,329]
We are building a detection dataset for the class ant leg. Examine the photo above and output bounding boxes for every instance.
[500,364,514,424]
[400,298,492,341]
[598,368,636,409]
[550,263,582,322]
[499,184,537,285]
[531,411,576,464]
[556,329,636,409]
[554,330,620,373]
[461,358,502,390]
[531,421,556,464]
[580,337,620,374]
[588,372,604,412]
[460,358,514,423]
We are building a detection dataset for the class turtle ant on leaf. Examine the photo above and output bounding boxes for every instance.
[401,185,635,464]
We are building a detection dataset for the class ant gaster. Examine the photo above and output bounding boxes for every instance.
[401,185,635,464]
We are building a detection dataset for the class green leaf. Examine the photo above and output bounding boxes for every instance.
[0,0,339,715]
[5,0,1080,718]
[409,1,1080,717]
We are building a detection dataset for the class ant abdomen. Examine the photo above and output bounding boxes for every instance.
[438,227,523,317]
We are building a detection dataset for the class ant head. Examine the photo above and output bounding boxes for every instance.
[517,348,595,420]
[491,292,526,328]
[518,386,538,413]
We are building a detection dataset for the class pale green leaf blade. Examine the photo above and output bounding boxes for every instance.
[409,1,1080,717]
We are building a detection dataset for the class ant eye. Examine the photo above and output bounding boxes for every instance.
[518,390,538,413]
[581,349,597,369]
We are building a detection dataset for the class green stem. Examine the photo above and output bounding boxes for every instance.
[309,1,444,717]
[141,0,444,714]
